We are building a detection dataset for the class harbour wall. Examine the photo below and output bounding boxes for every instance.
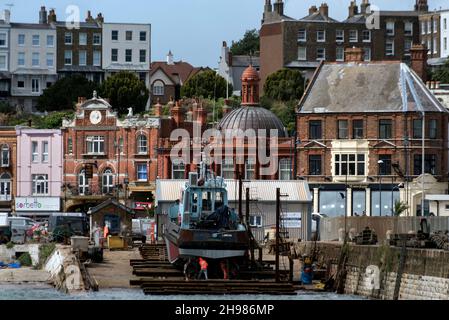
[294,242,449,300]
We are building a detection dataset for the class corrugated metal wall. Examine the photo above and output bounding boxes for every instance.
[319,217,449,241]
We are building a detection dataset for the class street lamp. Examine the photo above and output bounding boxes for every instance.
[378,160,384,217]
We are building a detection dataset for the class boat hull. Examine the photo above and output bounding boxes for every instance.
[164,222,249,263]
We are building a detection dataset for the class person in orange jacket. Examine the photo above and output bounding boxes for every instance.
[197,257,208,280]
[103,224,110,239]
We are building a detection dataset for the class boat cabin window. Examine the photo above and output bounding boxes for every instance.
[191,192,199,217]
[215,192,225,210]
[202,192,212,212]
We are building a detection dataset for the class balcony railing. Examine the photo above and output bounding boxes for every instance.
[0,194,11,201]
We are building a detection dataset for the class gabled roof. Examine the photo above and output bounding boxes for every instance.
[150,61,205,86]
[299,12,338,23]
[298,62,448,114]
[89,198,134,215]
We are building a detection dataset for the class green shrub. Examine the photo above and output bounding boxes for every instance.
[38,243,56,268]
[17,252,32,267]
[6,242,14,249]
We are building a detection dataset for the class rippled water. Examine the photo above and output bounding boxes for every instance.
[0,284,365,300]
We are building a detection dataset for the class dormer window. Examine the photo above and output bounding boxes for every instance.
[1,145,9,167]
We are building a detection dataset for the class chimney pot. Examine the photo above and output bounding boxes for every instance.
[319,3,329,17]
[309,6,318,15]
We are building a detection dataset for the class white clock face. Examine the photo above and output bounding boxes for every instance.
[90,111,102,124]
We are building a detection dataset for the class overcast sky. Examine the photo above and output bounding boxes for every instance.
[4,0,448,67]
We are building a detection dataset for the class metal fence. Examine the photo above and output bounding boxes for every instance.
[319,216,449,242]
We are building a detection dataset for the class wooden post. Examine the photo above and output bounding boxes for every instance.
[246,188,255,263]
[275,188,280,283]
[238,173,243,221]
[289,256,294,283]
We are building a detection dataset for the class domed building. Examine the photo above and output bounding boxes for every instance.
[217,65,288,138]
[213,65,294,180]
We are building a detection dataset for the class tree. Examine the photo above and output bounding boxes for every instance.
[181,70,231,100]
[230,29,260,56]
[37,75,97,112]
[99,71,149,116]
[263,68,306,101]
[432,59,449,83]
[393,201,409,217]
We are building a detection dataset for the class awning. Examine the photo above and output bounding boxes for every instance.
[15,212,57,217]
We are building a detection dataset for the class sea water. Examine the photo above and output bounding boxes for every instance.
[0,284,366,300]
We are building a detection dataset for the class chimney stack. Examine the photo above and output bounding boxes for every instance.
[319,3,329,18]
[415,0,429,12]
[345,47,364,63]
[154,99,162,117]
[39,6,48,24]
[348,1,358,18]
[194,102,208,126]
[273,0,284,16]
[86,10,94,23]
[264,0,272,13]
[410,44,428,82]
[3,10,10,24]
[96,13,104,24]
[360,0,370,15]
[309,6,318,15]
[170,100,184,126]
[48,9,57,23]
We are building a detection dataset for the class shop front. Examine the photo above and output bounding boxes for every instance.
[15,197,61,220]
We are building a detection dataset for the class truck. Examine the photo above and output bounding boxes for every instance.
[0,213,11,244]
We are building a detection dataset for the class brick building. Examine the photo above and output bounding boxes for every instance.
[0,127,17,214]
[61,91,159,212]
[260,0,426,91]
[296,46,449,217]
[53,8,104,83]
[155,65,295,181]
[149,51,205,105]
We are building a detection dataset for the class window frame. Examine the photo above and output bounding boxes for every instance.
[362,30,371,42]
[1,145,9,167]
[279,158,292,180]
[352,119,364,139]
[137,135,148,154]
[221,159,234,179]
[139,31,147,41]
[111,48,118,62]
[309,155,322,176]
[64,50,73,66]
[386,21,395,36]
[93,51,101,66]
[309,120,322,140]
[125,49,132,62]
[337,120,349,139]
[379,119,392,139]
[298,29,307,42]
[153,81,165,96]
[32,174,49,196]
[42,141,49,163]
[79,50,87,66]
[86,136,105,154]
[79,32,87,46]
[336,30,344,42]
[93,33,101,45]
[102,169,114,194]
[316,30,326,42]
[298,47,307,61]
[140,49,146,63]
[111,30,119,41]
[171,161,185,180]
[32,34,40,46]
[316,47,326,61]
[31,141,39,163]
[349,30,358,42]
[64,32,73,45]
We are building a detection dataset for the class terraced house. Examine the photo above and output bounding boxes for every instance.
[260,0,426,90]
[296,46,449,217]
[10,15,57,112]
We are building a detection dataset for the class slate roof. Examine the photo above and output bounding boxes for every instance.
[299,12,339,23]
[298,62,448,114]
[150,61,205,86]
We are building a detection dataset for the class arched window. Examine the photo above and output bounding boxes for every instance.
[153,81,164,96]
[1,145,9,167]
[137,135,148,154]
[78,170,89,195]
[0,172,11,201]
[102,169,114,194]
[32,174,49,195]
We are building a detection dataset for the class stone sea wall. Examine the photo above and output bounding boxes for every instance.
[294,242,449,300]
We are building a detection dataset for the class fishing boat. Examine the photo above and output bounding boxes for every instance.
[164,164,250,264]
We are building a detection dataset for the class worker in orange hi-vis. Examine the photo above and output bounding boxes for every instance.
[198,257,209,280]
[220,260,228,280]
[103,224,109,239]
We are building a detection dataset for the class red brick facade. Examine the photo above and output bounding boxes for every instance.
[62,95,159,211]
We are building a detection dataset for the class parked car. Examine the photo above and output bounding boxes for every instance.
[48,213,88,242]
[0,213,11,244]
[9,217,36,244]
